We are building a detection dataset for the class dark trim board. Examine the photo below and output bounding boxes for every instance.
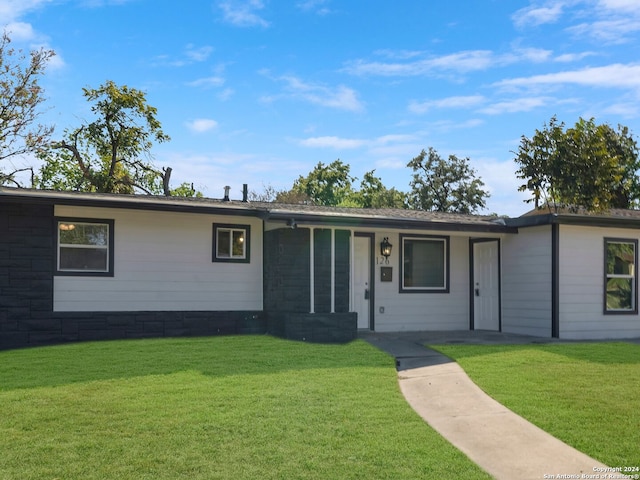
[551,224,560,338]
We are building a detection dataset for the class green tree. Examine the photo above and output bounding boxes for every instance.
[170,181,203,198]
[0,32,55,186]
[251,165,406,208]
[350,169,406,208]
[514,116,640,212]
[36,80,172,194]
[290,159,355,206]
[407,148,489,214]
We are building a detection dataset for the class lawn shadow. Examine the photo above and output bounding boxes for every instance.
[0,335,394,391]
[429,342,640,365]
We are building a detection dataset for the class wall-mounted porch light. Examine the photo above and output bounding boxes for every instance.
[380,237,393,258]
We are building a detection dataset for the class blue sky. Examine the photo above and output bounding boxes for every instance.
[3,0,640,216]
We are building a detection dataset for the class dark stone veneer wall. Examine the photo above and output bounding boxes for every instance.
[1,199,356,349]
[263,228,356,343]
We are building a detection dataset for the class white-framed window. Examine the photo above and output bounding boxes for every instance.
[56,218,114,276]
[604,238,637,314]
[400,234,449,293]
[213,223,250,263]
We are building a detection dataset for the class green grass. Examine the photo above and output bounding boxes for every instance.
[0,336,491,480]
[431,342,640,467]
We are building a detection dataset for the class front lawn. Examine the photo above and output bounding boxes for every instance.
[431,342,640,467]
[0,336,490,479]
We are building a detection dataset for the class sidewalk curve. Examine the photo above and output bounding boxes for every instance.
[361,332,610,480]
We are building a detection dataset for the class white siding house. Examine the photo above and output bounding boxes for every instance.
[2,186,640,349]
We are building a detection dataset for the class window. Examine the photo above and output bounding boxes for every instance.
[400,235,449,293]
[604,238,638,314]
[56,218,114,276]
[213,224,250,263]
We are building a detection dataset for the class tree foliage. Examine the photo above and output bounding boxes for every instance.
[36,80,172,194]
[290,159,354,206]
[349,170,406,208]
[407,148,489,214]
[259,162,407,208]
[0,32,55,186]
[514,116,640,212]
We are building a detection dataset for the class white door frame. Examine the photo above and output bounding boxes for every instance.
[353,232,374,330]
[470,238,501,331]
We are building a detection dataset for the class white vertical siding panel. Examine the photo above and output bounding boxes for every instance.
[53,206,263,312]
[502,225,552,337]
[559,225,640,339]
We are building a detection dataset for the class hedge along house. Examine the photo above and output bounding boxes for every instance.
[2,187,640,349]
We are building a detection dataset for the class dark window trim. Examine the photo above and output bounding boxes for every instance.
[399,234,450,294]
[212,223,251,263]
[54,217,115,277]
[603,237,638,315]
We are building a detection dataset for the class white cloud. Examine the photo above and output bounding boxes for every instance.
[495,63,640,90]
[0,0,54,23]
[3,21,35,40]
[218,88,235,100]
[373,134,418,145]
[186,76,225,88]
[478,97,552,115]
[568,18,640,44]
[553,51,595,62]
[345,46,563,79]
[513,47,553,63]
[409,95,486,114]
[154,45,216,67]
[602,102,639,117]
[186,118,219,133]
[269,75,364,112]
[427,118,485,133]
[296,0,331,15]
[299,136,366,149]
[297,133,423,167]
[512,2,564,28]
[598,0,640,14]
[218,0,269,27]
[345,50,495,77]
[185,44,214,62]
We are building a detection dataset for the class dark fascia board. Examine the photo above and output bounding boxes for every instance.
[266,212,517,233]
[506,213,640,230]
[0,188,267,219]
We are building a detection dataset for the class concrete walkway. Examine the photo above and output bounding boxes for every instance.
[361,331,610,480]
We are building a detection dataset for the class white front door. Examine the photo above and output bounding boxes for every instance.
[473,240,500,331]
[354,235,371,329]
